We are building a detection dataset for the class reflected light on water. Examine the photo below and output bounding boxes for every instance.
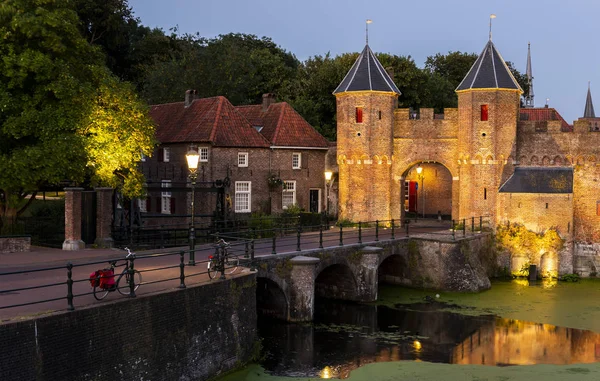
[320,366,332,378]
[413,340,422,351]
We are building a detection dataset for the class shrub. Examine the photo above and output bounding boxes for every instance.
[560,273,580,282]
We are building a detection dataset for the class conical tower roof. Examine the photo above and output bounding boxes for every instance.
[333,44,401,95]
[456,40,522,92]
[584,83,595,118]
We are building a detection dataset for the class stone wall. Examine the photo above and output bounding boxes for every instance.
[0,236,31,253]
[0,274,258,381]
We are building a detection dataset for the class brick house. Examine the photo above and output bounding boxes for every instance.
[141,91,330,227]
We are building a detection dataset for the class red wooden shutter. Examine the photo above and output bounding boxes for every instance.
[156,197,161,213]
[145,198,151,212]
[170,197,176,214]
[480,105,489,121]
[158,148,164,162]
[355,107,363,123]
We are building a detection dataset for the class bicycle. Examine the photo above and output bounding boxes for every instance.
[207,238,239,279]
[91,247,142,300]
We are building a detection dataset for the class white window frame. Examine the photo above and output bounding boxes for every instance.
[238,152,248,167]
[161,180,171,214]
[163,147,170,162]
[199,147,209,162]
[138,198,147,213]
[234,181,251,213]
[292,153,301,169]
[282,180,296,209]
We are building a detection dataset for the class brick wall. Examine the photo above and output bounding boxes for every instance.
[0,274,257,381]
[0,236,31,253]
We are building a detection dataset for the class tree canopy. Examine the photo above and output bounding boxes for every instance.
[0,0,155,231]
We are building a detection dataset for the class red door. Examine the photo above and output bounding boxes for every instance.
[404,181,418,213]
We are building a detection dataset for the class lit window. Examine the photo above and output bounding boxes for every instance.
[292,153,301,169]
[199,147,208,162]
[161,180,171,214]
[282,181,296,209]
[235,181,251,213]
[481,105,489,121]
[238,152,248,167]
[356,107,363,123]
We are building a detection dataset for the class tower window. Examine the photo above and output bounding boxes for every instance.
[355,107,363,123]
[597,201,600,216]
[481,105,489,121]
[378,110,382,120]
[484,188,487,200]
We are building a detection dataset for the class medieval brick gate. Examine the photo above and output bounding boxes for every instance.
[253,234,493,322]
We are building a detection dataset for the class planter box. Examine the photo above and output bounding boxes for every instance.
[0,235,31,253]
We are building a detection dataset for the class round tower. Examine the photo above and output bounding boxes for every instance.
[334,44,400,222]
[456,39,522,224]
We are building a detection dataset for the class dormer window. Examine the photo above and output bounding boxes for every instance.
[355,107,363,123]
[481,105,489,121]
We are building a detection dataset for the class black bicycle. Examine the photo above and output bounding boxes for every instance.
[207,239,239,279]
[91,247,142,300]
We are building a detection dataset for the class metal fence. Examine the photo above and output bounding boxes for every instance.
[3,216,65,248]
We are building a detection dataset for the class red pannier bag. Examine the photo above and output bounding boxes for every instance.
[98,268,115,289]
[89,270,100,287]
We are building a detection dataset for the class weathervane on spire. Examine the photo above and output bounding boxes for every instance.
[366,19,372,45]
[489,14,496,41]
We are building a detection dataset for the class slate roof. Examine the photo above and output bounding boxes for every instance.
[519,108,572,132]
[584,85,596,118]
[499,167,573,193]
[456,40,522,92]
[149,97,270,148]
[236,102,329,148]
[333,44,401,95]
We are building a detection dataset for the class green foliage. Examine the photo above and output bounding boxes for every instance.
[561,273,581,282]
[336,218,355,228]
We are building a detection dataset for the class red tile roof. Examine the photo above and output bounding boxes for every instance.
[236,102,329,148]
[519,108,573,132]
[149,97,270,148]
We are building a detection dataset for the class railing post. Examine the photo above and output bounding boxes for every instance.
[339,225,343,246]
[375,220,379,241]
[319,224,323,249]
[358,222,362,244]
[220,245,226,280]
[296,225,302,251]
[471,217,475,232]
[452,219,456,240]
[405,219,409,237]
[391,219,395,239]
[179,251,186,289]
[250,239,257,272]
[128,256,136,297]
[480,216,483,231]
[244,241,249,259]
[462,218,466,237]
[66,262,74,311]
[272,228,277,255]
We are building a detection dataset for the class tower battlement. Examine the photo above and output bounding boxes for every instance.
[394,108,458,138]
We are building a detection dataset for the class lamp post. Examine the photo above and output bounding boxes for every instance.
[186,149,200,266]
[324,171,333,218]
[416,165,425,219]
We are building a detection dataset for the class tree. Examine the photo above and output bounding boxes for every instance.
[0,0,155,232]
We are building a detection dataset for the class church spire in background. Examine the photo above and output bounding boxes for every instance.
[524,42,534,108]
[584,82,596,118]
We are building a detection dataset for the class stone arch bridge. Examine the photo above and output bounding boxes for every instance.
[252,233,493,322]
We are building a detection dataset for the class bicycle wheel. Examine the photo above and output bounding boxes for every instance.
[93,283,110,300]
[116,270,142,296]
[225,256,239,275]
[207,259,220,279]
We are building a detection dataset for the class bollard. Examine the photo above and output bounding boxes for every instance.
[128,256,137,298]
[339,225,343,246]
[296,225,301,251]
[319,225,324,249]
[471,217,475,232]
[66,262,74,311]
[179,251,186,289]
[391,219,395,239]
[405,220,409,237]
[272,229,277,255]
[358,222,362,244]
[375,220,379,241]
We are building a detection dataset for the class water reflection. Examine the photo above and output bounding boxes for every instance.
[258,299,600,378]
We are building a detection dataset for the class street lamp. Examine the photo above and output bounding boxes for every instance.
[324,171,333,219]
[416,164,425,219]
[186,148,200,266]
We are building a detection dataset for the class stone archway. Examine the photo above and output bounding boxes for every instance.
[315,264,358,300]
[399,161,457,221]
[256,276,288,320]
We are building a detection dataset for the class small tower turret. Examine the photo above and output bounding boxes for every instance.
[334,29,400,222]
[584,82,596,118]
[524,42,534,108]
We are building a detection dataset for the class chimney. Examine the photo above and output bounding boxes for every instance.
[185,89,197,108]
[262,93,275,112]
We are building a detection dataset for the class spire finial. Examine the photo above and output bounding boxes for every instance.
[524,41,534,107]
[366,19,372,45]
[489,14,496,41]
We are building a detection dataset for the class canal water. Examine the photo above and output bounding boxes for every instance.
[220,280,600,380]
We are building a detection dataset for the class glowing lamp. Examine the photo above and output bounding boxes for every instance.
[186,149,200,170]
[325,171,333,181]
[416,165,423,175]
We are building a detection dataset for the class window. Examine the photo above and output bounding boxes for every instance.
[161,180,171,214]
[282,181,296,209]
[235,181,251,213]
[481,105,489,121]
[484,188,487,200]
[597,201,600,216]
[199,147,208,162]
[355,107,363,123]
[292,153,301,169]
[163,147,170,162]
[238,152,248,167]
[138,198,147,213]
[378,110,382,120]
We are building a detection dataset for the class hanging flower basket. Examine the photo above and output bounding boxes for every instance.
[267,174,283,191]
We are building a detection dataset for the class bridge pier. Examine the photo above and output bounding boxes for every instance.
[288,256,320,322]
[354,246,382,302]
